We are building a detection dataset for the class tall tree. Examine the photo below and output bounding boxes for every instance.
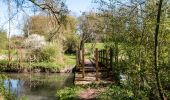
[154,0,166,99]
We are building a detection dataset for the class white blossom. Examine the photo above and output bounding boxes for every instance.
[24,34,46,50]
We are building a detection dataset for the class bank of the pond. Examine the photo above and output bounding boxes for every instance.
[0,61,75,73]
[0,55,76,73]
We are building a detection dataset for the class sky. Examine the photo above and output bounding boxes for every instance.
[66,0,95,16]
[0,0,95,36]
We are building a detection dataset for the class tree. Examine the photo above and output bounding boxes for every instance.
[154,0,166,99]
[78,12,105,52]
[95,0,169,99]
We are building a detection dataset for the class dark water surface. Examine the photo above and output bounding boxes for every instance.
[2,73,74,100]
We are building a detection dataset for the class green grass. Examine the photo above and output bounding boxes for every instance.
[0,49,17,55]
[84,43,104,59]
[56,86,83,100]
[64,54,76,66]
[30,62,64,70]
[85,43,105,50]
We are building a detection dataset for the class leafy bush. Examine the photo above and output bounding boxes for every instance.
[98,86,134,100]
[24,35,63,63]
[64,34,79,54]
[39,43,60,62]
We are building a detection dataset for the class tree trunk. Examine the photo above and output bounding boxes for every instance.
[154,0,166,99]
[7,0,11,66]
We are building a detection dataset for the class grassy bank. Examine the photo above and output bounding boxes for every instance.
[0,54,76,73]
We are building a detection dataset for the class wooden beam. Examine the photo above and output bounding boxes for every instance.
[110,48,113,69]
[95,48,99,81]
[82,47,85,78]
[76,48,79,69]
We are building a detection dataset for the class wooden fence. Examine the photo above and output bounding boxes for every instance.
[97,48,113,69]
[76,47,114,81]
[95,48,113,80]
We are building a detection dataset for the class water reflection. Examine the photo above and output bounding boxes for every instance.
[2,73,74,100]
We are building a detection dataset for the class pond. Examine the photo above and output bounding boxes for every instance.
[1,73,74,100]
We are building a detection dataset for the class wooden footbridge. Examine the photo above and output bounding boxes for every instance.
[74,48,115,85]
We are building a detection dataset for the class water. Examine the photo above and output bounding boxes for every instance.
[1,73,74,100]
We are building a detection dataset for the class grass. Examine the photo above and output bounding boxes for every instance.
[56,86,84,100]
[0,49,17,55]
[64,54,76,66]
[84,43,105,59]
[85,43,105,50]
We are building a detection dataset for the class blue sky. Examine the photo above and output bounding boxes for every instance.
[0,0,94,35]
[66,0,94,16]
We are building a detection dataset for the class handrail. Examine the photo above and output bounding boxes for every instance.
[97,48,113,69]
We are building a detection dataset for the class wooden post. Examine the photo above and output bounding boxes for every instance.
[106,49,109,77]
[19,48,23,67]
[106,49,108,67]
[99,51,101,62]
[101,50,103,64]
[110,48,113,69]
[98,51,100,62]
[95,48,99,81]
[76,48,79,69]
[82,47,85,78]
[104,50,106,65]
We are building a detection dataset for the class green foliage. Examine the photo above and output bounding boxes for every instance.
[0,54,75,72]
[56,86,82,100]
[0,60,25,72]
[31,62,64,71]
[93,0,170,99]
[85,43,105,50]
[84,43,105,58]
[64,34,80,54]
[98,86,135,100]
[39,43,60,62]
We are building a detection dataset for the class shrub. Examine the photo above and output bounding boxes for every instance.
[64,34,79,54]
[39,43,59,62]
